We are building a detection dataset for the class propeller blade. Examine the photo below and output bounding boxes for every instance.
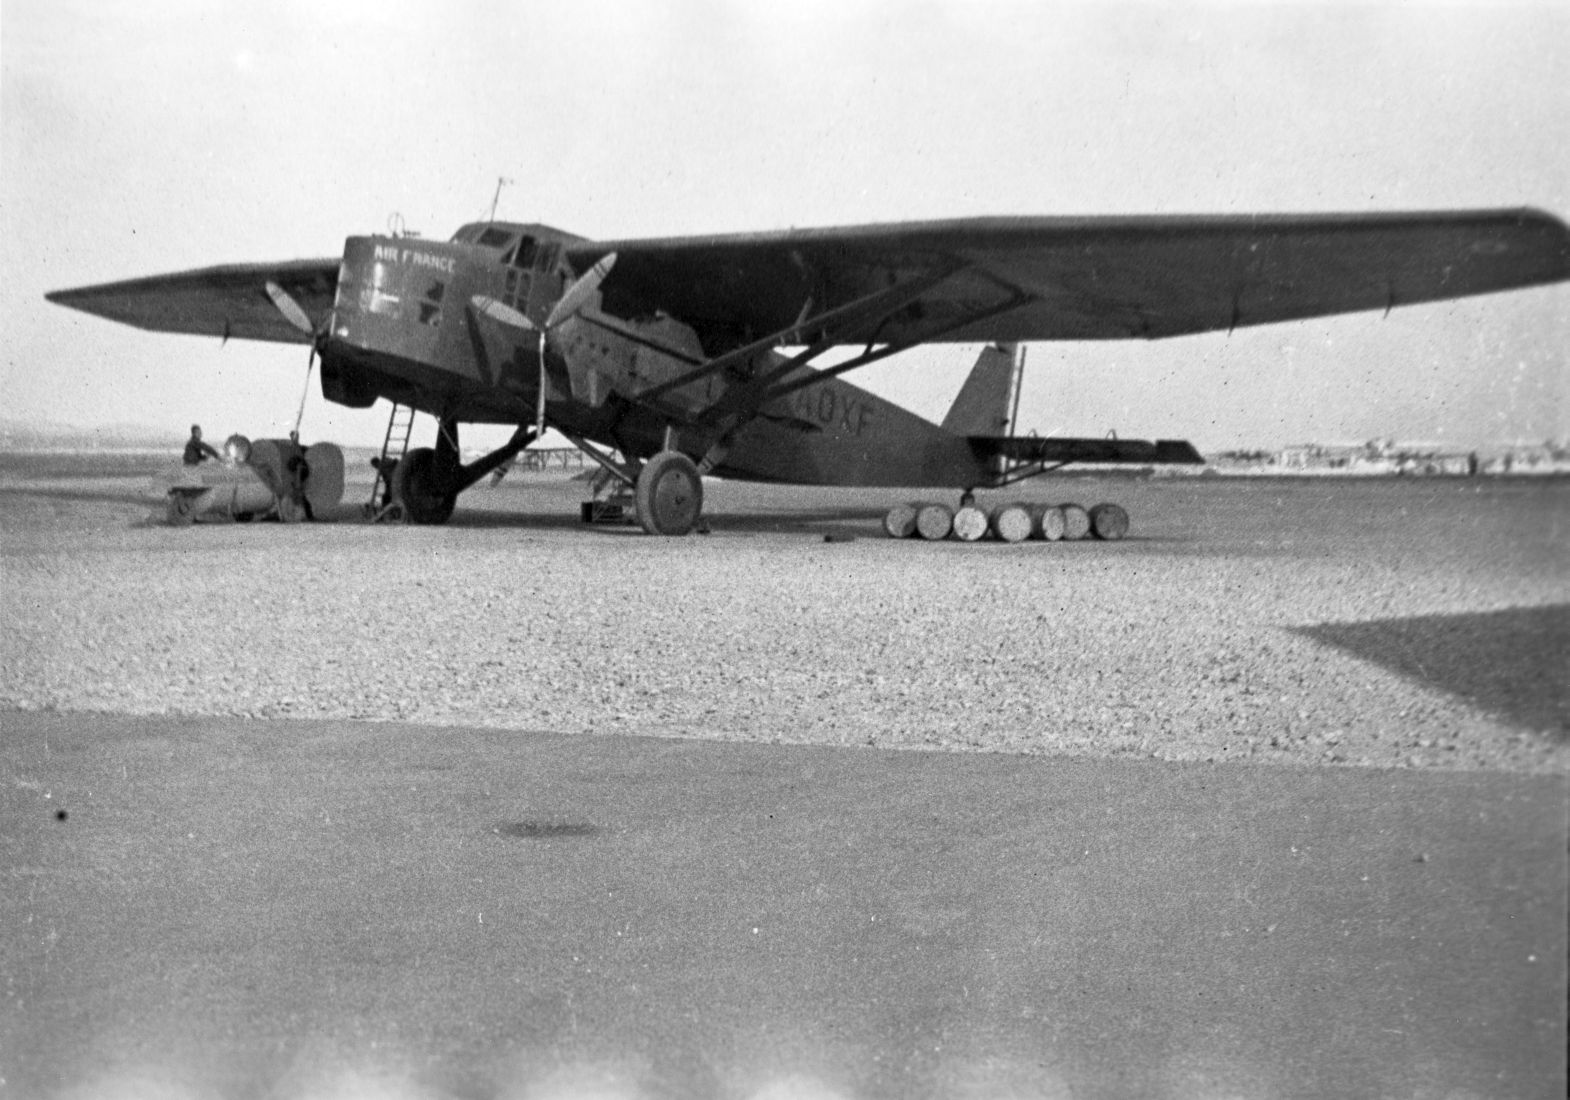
[544,252,616,330]
[264,281,316,336]
[470,294,537,331]
[535,332,548,438]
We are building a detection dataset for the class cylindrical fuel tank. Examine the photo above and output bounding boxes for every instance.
[163,437,346,524]
[164,462,278,525]
[246,438,346,520]
[300,443,345,516]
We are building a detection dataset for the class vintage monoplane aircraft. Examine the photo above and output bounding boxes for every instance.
[47,208,1570,534]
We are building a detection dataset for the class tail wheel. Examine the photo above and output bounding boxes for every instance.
[391,447,458,525]
[635,451,703,536]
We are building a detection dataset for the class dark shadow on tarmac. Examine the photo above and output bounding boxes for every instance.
[1294,605,1570,737]
[0,485,928,538]
[440,505,893,534]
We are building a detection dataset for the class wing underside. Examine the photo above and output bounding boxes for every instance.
[45,259,340,345]
[569,209,1570,352]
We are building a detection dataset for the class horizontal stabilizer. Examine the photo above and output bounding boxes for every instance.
[971,436,1205,465]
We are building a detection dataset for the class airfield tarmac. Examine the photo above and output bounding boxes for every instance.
[4,710,1564,1099]
[2,457,1567,1097]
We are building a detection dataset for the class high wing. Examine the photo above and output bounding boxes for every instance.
[42,210,1568,358]
[45,258,340,345]
[568,209,1570,353]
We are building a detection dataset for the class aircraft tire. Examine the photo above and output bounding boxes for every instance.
[391,447,458,525]
[635,451,703,536]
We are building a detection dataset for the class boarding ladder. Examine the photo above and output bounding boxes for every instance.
[367,402,418,520]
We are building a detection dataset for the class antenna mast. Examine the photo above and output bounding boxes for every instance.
[488,177,514,223]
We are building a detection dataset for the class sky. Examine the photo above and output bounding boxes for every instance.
[2,0,1567,451]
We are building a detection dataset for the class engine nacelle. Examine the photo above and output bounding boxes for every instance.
[554,309,726,415]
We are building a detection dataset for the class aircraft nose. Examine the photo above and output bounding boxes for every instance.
[331,235,462,357]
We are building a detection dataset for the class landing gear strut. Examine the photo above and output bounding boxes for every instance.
[634,450,703,536]
[387,420,535,525]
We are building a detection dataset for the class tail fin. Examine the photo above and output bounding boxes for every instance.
[941,343,1021,436]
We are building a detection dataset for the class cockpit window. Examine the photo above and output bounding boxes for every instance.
[512,238,538,268]
[476,227,515,248]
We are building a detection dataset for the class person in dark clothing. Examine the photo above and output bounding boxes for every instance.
[183,425,221,465]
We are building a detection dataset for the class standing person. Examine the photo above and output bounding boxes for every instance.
[183,424,221,465]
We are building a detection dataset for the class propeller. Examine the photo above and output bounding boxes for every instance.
[545,253,616,330]
[469,253,617,438]
[265,281,315,337]
[265,280,324,438]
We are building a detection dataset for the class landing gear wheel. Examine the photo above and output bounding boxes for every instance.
[635,451,703,536]
[391,447,458,525]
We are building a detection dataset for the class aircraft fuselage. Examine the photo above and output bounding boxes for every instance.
[320,223,991,489]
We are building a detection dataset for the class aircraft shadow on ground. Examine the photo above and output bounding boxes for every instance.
[441,505,891,534]
[1293,605,1569,738]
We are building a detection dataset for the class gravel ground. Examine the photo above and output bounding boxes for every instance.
[2,460,1565,773]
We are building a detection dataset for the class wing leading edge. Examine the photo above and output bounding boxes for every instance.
[569,208,1570,351]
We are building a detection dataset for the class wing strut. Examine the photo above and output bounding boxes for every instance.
[731,285,1031,415]
[685,272,1033,473]
[633,264,964,407]
[560,431,640,489]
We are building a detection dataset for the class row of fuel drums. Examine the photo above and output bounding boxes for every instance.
[883,500,1130,543]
